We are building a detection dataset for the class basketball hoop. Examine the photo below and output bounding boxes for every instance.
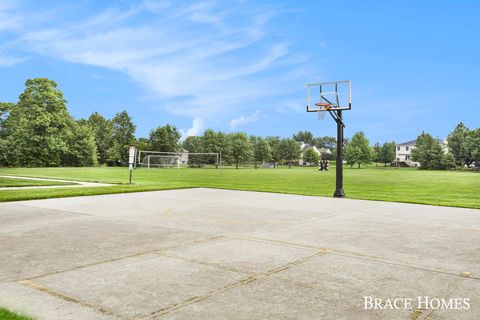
[315,102,332,110]
[314,102,330,121]
[317,110,326,120]
[306,80,351,198]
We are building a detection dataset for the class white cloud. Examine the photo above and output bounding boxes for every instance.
[229,110,261,128]
[0,55,25,66]
[180,116,205,139]
[275,98,304,114]
[142,0,171,14]
[6,1,317,123]
[0,2,20,32]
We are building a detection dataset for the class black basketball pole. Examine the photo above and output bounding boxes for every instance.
[334,110,346,198]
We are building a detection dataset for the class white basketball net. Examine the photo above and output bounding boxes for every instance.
[317,110,326,121]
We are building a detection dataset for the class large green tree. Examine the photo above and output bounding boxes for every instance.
[303,147,319,166]
[411,132,455,169]
[447,122,471,166]
[183,135,205,166]
[135,137,151,152]
[379,141,396,167]
[62,122,98,166]
[266,136,282,168]
[87,112,112,165]
[0,102,15,165]
[2,78,97,167]
[280,138,301,168]
[107,111,136,165]
[468,128,480,166]
[344,132,373,168]
[292,131,314,145]
[203,129,221,153]
[149,124,181,153]
[202,129,232,165]
[250,136,271,169]
[229,132,252,169]
[373,143,381,166]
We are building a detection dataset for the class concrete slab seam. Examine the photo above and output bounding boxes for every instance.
[153,252,253,276]
[413,274,469,320]
[20,235,226,282]
[137,274,259,320]
[230,235,478,281]
[229,234,331,251]
[140,250,328,319]
[17,280,124,319]
[332,251,478,281]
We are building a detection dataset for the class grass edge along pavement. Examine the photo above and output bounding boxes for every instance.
[0,167,478,209]
[0,177,75,188]
[0,307,35,320]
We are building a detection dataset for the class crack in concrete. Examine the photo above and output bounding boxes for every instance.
[16,203,94,217]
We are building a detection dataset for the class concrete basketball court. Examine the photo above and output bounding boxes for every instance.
[0,188,479,319]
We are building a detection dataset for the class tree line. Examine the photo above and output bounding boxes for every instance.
[0,79,329,168]
[341,125,479,170]
[1,78,478,169]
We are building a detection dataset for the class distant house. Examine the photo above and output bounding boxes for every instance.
[395,138,447,167]
[299,142,331,165]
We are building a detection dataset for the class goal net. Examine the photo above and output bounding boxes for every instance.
[137,151,221,169]
[144,155,181,168]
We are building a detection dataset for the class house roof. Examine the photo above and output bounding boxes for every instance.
[299,142,325,155]
[397,139,417,146]
[397,138,447,147]
[300,143,311,151]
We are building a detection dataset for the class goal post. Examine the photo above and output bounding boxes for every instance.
[137,150,222,171]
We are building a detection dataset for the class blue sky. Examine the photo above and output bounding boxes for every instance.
[0,0,479,143]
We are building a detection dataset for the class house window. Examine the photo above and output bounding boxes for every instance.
[406,146,409,151]
[397,146,400,151]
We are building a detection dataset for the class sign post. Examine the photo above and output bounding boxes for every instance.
[128,146,136,184]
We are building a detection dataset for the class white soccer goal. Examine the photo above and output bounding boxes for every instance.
[137,151,221,170]
[145,154,181,168]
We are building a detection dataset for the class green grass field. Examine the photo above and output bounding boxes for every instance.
[0,308,34,320]
[0,177,74,188]
[0,166,478,208]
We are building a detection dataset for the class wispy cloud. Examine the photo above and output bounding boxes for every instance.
[229,110,261,128]
[4,1,314,122]
[0,1,20,32]
[0,55,25,66]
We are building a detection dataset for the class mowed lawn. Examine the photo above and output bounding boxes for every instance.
[0,307,34,320]
[0,166,478,209]
[0,176,74,188]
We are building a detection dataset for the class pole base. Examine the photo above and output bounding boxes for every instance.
[333,189,346,198]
